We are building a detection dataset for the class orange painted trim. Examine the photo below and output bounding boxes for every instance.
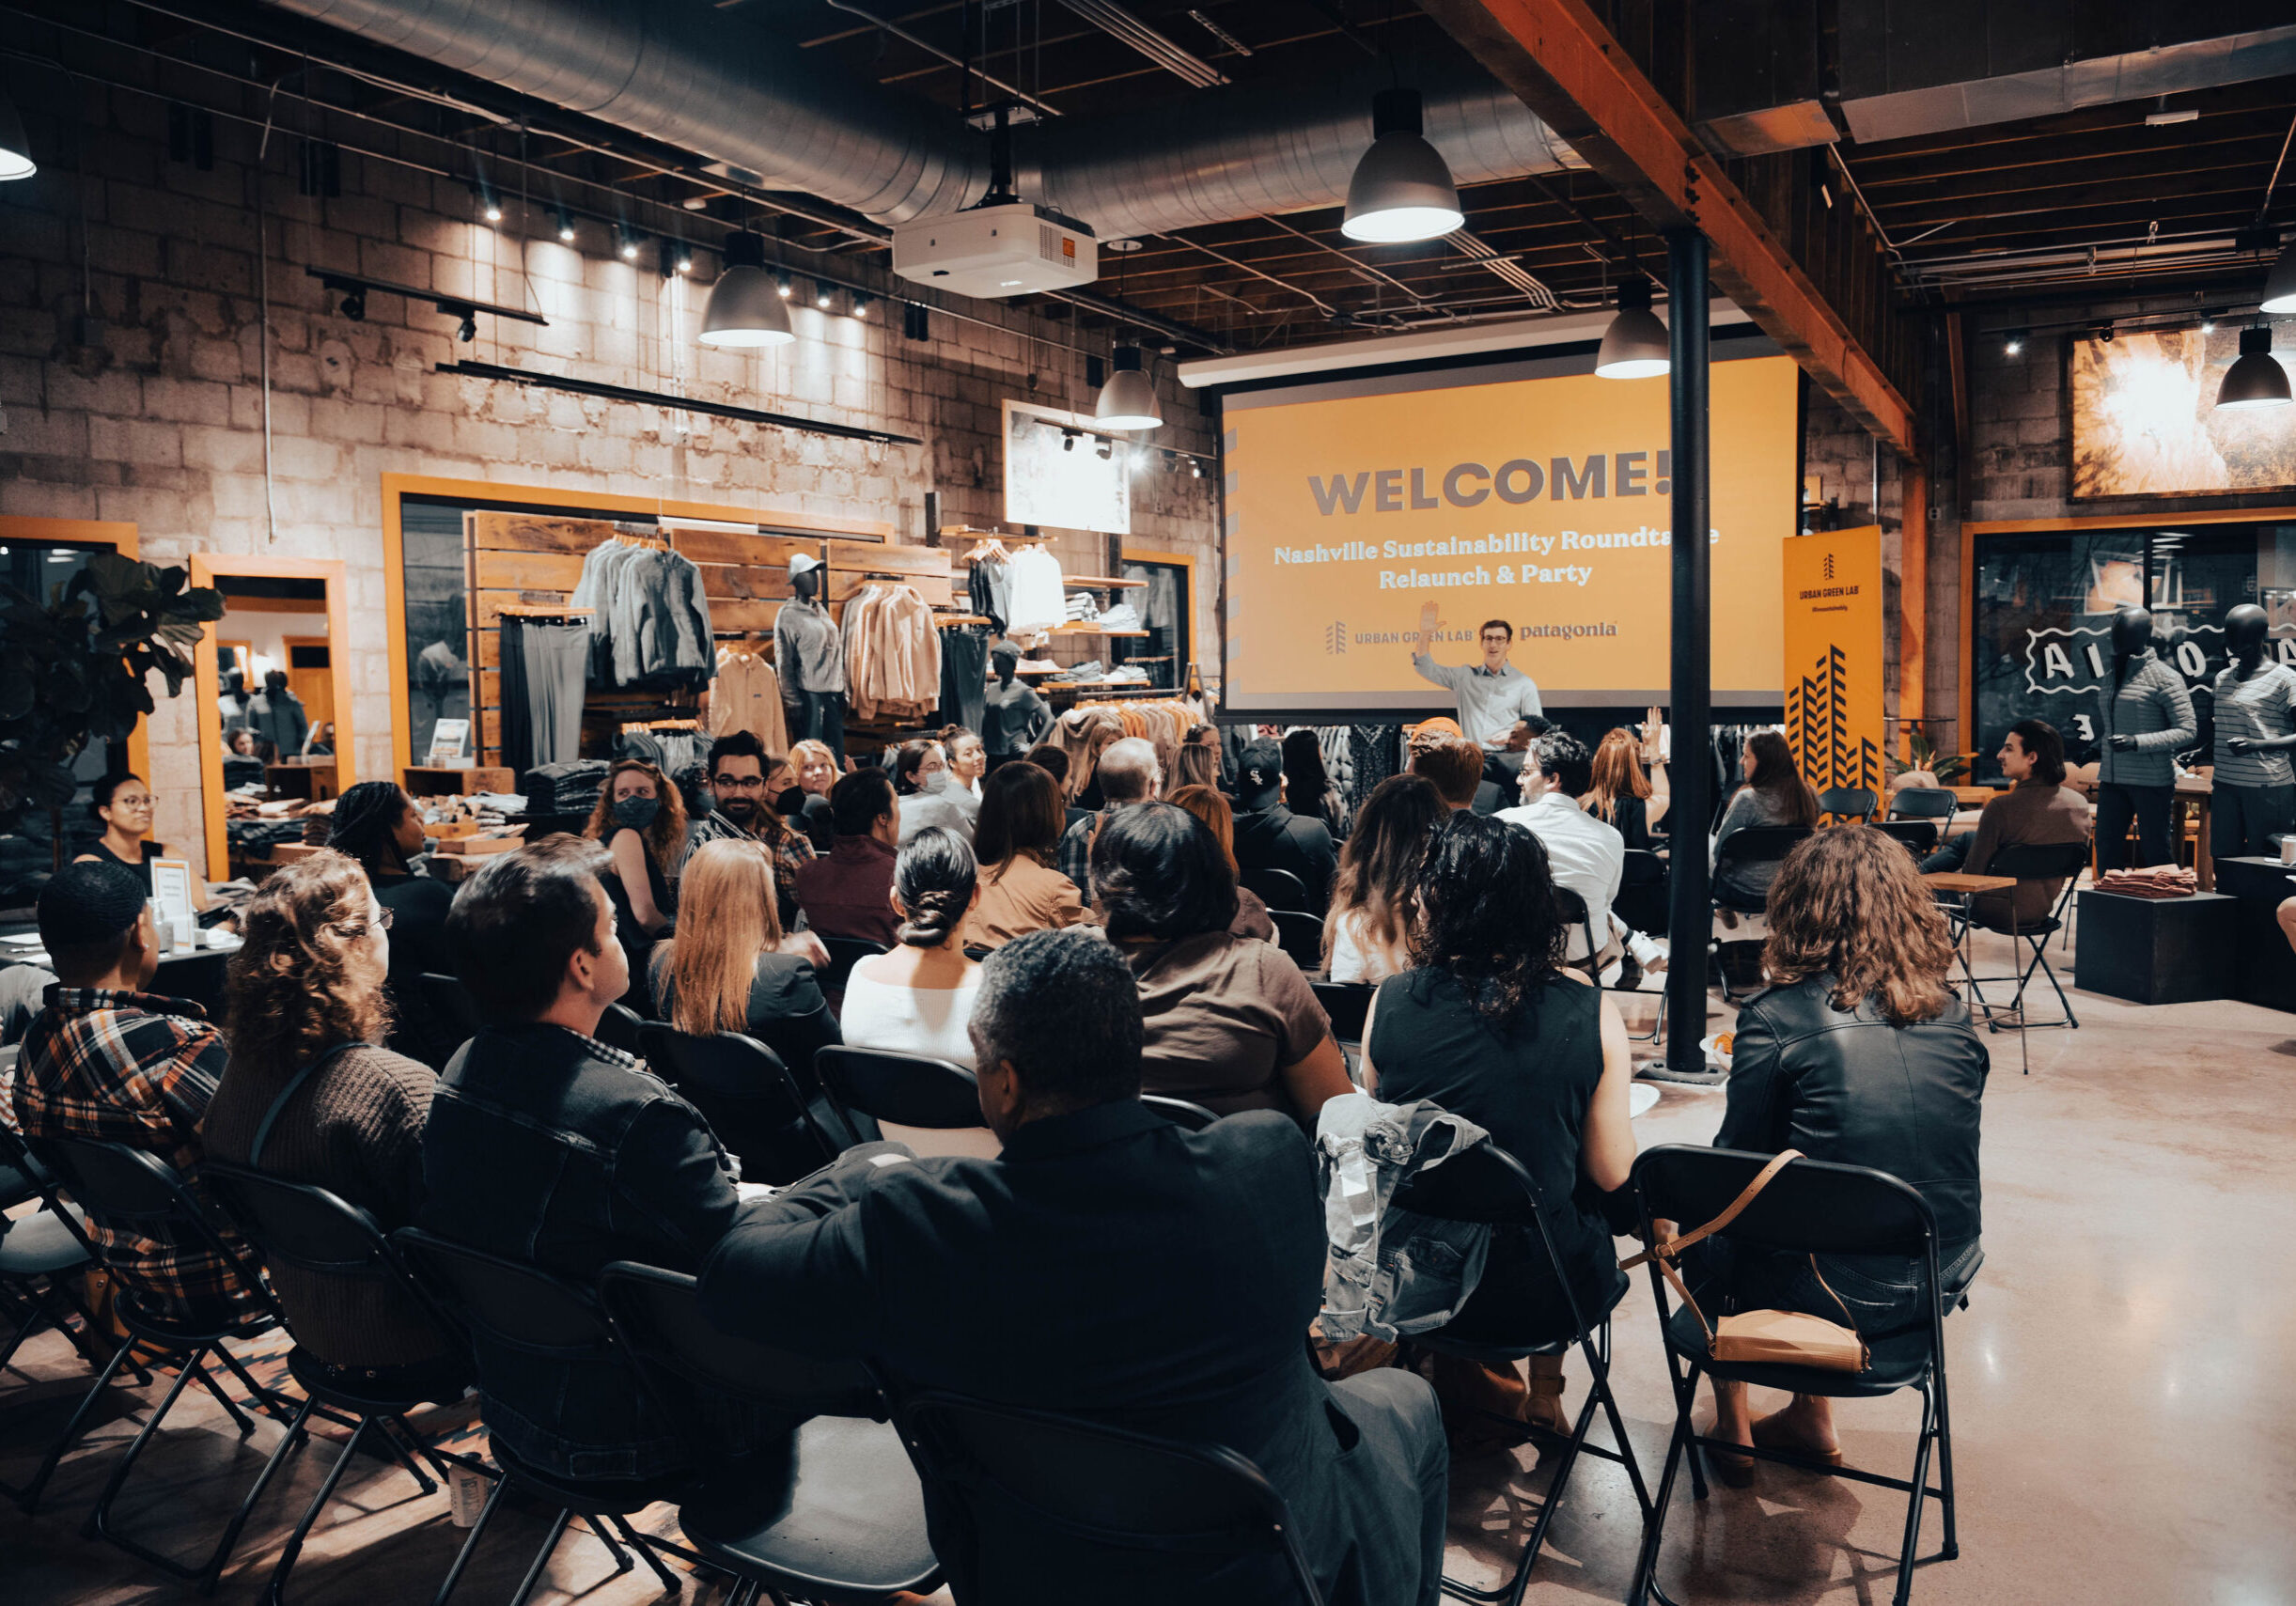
[1899,471,1927,741]
[1963,507,2296,535]
[378,473,898,774]
[0,516,147,785]
[1442,0,1916,454]
[191,554,352,877]
[1958,525,1976,752]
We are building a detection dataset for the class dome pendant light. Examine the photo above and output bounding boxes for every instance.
[2260,239,2296,315]
[1341,88,1462,244]
[1095,344,1163,431]
[698,229,795,349]
[2216,324,2291,410]
[1595,277,1670,379]
[0,88,36,180]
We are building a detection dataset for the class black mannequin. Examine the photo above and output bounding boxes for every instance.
[792,565,823,606]
[2210,602,2296,860]
[981,642,1049,766]
[2095,602,2194,870]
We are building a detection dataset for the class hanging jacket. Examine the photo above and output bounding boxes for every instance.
[1315,1090,1492,1343]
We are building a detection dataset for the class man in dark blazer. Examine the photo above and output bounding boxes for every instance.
[699,928,1446,1606]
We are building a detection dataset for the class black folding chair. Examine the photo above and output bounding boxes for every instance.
[635,1021,844,1181]
[598,1262,941,1606]
[1268,909,1325,972]
[1309,980,1374,1048]
[817,1047,985,1150]
[0,1117,112,1393]
[819,936,890,994]
[389,1229,695,1606]
[417,972,482,1048]
[1876,819,1940,858]
[1614,849,1669,941]
[1886,787,1960,825]
[19,1137,304,1585]
[1947,839,2090,1036]
[1625,1146,1960,1606]
[1240,865,1312,913]
[1390,1141,1652,1606]
[1551,887,1605,979]
[895,1390,1328,1605]
[201,1162,487,1606]
[1818,786,1878,823]
[1139,1095,1220,1130]
[594,1001,645,1054]
[1710,826,1813,1002]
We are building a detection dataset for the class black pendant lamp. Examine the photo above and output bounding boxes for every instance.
[2216,325,2291,410]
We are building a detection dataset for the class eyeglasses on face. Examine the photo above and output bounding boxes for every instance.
[712,773,769,790]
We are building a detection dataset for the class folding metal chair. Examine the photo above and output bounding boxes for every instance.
[636,1021,844,1181]
[817,1046,991,1155]
[594,1001,645,1054]
[895,1389,1327,1605]
[1268,909,1325,973]
[1818,786,1878,823]
[1139,1095,1220,1130]
[1309,980,1373,1048]
[1624,1145,1960,1606]
[19,1137,305,1587]
[1710,826,1812,1003]
[819,936,890,994]
[598,1261,941,1606]
[1944,839,2089,1036]
[1240,865,1312,913]
[1876,819,1940,858]
[1885,787,1960,825]
[416,972,482,1048]
[1390,1141,1652,1606]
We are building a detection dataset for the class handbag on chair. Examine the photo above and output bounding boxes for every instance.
[1621,1149,1870,1374]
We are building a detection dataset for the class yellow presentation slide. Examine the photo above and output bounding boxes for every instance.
[1221,352,1801,712]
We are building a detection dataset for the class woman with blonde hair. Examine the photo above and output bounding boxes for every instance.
[777,738,840,849]
[1167,784,1275,942]
[1584,708,1669,851]
[583,759,687,992]
[1167,725,1222,795]
[651,838,838,1088]
[203,851,459,1386]
[1692,825,1985,1479]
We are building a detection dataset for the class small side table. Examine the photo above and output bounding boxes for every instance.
[1924,871,2026,1070]
[2073,890,2237,1006]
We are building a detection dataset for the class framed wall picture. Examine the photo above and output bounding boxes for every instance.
[1002,399,1132,535]
[2071,324,2296,499]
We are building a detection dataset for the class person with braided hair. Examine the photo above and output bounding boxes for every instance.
[840,826,985,1069]
[325,781,460,1068]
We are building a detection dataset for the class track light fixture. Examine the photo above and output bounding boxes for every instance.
[0,87,35,180]
[815,281,834,308]
[851,293,871,320]
[775,272,793,299]
[2003,329,2027,356]
[1342,88,1462,244]
[2216,324,2291,410]
[339,288,367,321]
[456,312,477,343]
[2199,310,2222,335]
[1595,277,1669,379]
[1094,344,1164,431]
[617,229,642,261]
[1061,429,1079,453]
[698,229,795,348]
[482,199,503,224]
[556,214,576,244]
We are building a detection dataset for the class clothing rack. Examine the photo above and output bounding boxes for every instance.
[620,717,699,734]
[498,604,594,625]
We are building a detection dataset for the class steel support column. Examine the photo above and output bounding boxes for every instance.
[1664,229,1713,1079]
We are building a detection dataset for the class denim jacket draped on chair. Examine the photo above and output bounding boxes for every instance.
[1315,1091,1492,1343]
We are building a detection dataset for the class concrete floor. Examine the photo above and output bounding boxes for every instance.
[3,921,2292,1605]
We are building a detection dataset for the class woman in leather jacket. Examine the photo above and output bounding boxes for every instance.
[1698,825,1986,1479]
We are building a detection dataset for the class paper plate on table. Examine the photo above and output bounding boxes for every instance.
[1697,1034,1734,1073]
[1629,1084,1660,1118]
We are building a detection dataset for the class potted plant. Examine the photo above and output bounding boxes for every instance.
[0,551,224,872]
[1888,725,1970,789]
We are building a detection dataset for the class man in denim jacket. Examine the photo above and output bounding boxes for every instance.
[419,836,774,1480]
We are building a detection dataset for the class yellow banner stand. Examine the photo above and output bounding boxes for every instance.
[1783,526,1885,799]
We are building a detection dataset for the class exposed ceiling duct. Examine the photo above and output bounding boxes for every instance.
[257,0,1583,241]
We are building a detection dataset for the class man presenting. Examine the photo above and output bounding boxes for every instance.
[1411,600,1544,787]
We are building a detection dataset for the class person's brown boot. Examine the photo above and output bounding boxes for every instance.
[1523,1353,1570,1437]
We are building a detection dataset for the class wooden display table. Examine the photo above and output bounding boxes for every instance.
[2073,889,2237,1006]
[265,760,338,802]
[404,765,514,799]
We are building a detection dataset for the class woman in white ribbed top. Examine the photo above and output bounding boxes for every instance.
[842,825,985,1068]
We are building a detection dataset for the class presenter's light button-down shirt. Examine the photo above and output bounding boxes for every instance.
[1412,654,1544,749]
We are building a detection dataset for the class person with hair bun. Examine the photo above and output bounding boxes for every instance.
[840,827,986,1068]
[326,780,459,1067]
[203,851,461,1384]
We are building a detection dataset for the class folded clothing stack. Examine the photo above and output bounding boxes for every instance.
[1046,660,1106,683]
[523,759,612,817]
[1096,602,1142,631]
[2092,865,2198,899]
[1064,591,1099,621]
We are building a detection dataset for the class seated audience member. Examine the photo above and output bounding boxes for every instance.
[1169,785,1276,941]
[1585,711,1670,851]
[1056,736,1163,891]
[697,928,1448,1606]
[652,839,839,1083]
[1021,743,1070,796]
[940,725,988,800]
[75,772,211,909]
[420,836,766,1478]
[1361,813,1634,1439]
[967,761,1092,949]
[326,781,460,1068]
[1168,724,1222,794]
[1498,731,1624,966]
[842,828,984,1068]
[1919,719,2090,927]
[690,731,816,929]
[775,739,841,851]
[791,770,904,947]
[1693,826,1986,1478]
[583,758,685,994]
[1281,728,1350,839]
[893,738,980,847]
[227,726,261,758]
[1,961,57,1046]
[1324,774,1445,985]
[13,860,267,1329]
[1411,736,1503,816]
[203,852,459,1387]
[1710,729,1820,907]
[1092,803,1351,1124]
[305,721,336,757]
[1067,713,1128,811]
[1232,738,1340,910]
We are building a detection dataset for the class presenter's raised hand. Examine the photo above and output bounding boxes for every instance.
[1415,600,1443,656]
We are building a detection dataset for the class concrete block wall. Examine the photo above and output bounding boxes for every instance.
[0,84,1218,874]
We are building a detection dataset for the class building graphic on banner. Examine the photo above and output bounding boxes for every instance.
[1781,527,1884,798]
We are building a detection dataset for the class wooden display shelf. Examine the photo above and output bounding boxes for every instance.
[405,765,515,798]
[1062,575,1148,588]
[1051,624,1149,637]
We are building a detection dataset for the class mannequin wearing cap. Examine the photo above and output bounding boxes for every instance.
[2095,605,2197,870]
[981,642,1050,769]
[773,553,848,767]
[2210,603,2296,860]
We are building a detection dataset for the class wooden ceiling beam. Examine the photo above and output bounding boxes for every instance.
[1416,0,1916,454]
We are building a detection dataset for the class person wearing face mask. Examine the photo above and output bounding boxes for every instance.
[689,731,816,930]
[892,738,979,847]
[583,759,687,1000]
[203,853,462,1390]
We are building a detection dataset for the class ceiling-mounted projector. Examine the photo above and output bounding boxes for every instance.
[892,201,1099,298]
